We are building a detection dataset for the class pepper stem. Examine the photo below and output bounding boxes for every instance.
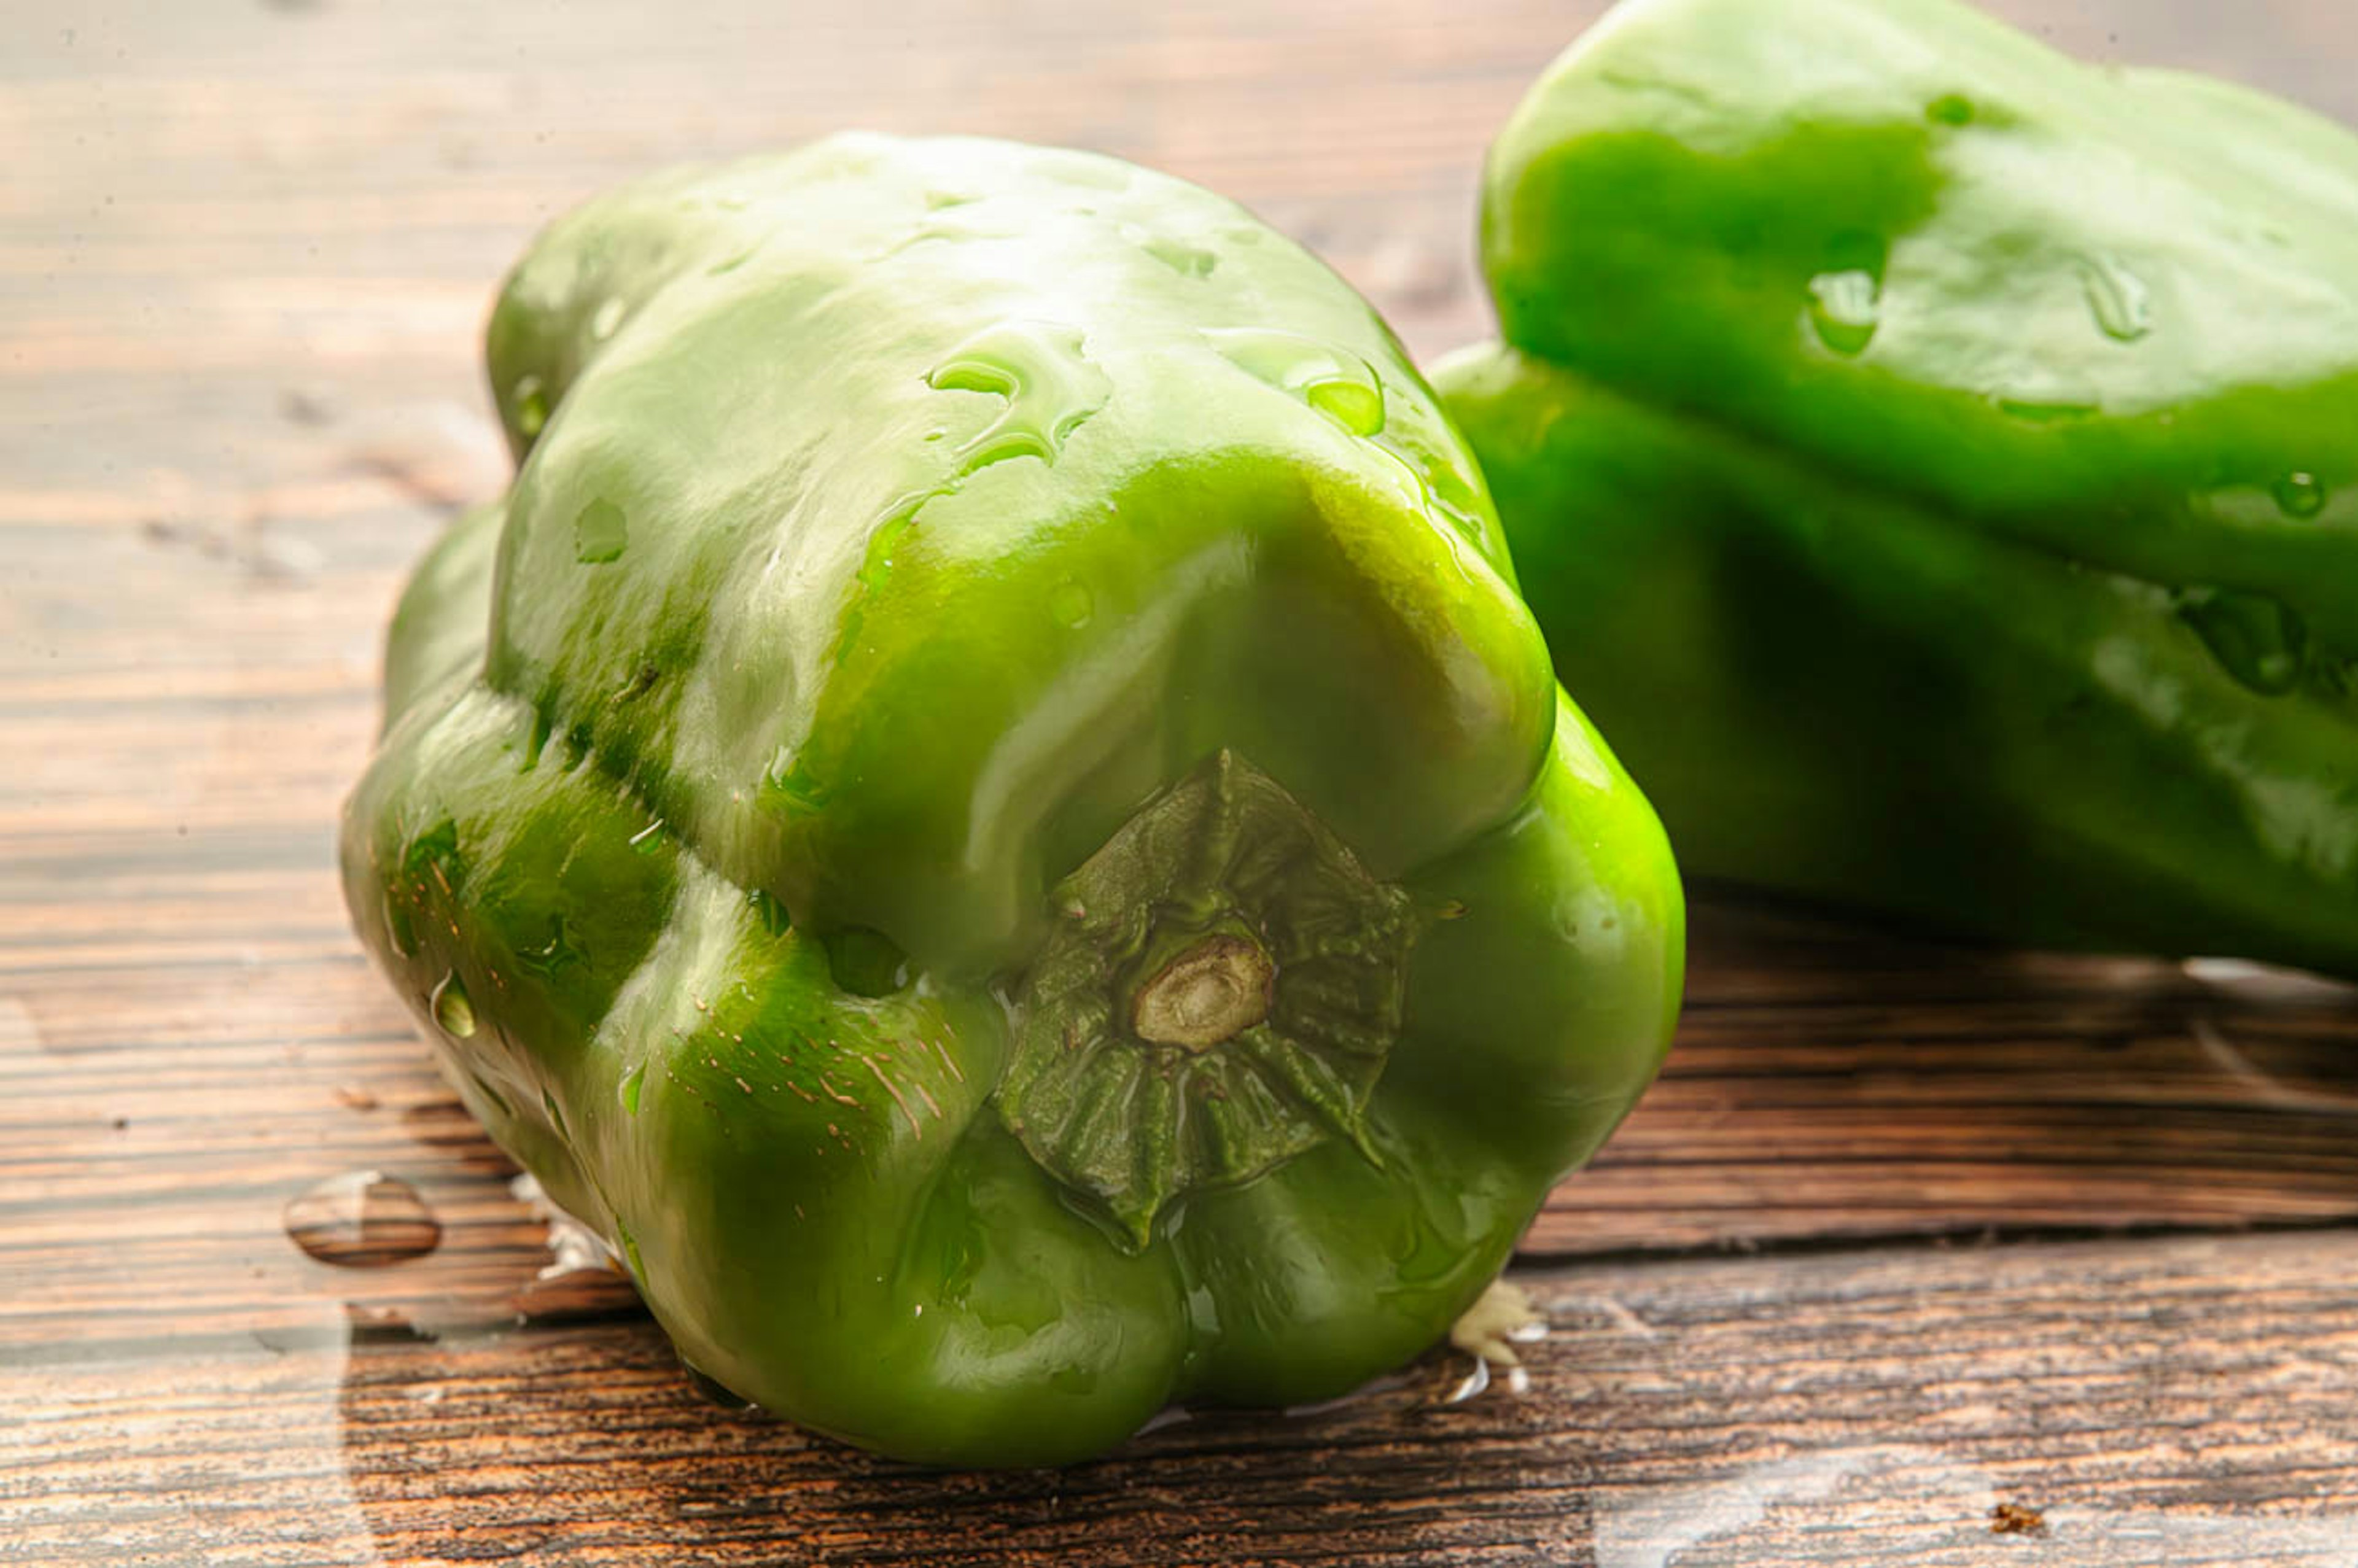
[996,750,1417,1249]
[1130,934,1275,1050]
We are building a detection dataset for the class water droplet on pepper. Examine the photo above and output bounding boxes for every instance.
[430,974,476,1038]
[574,498,628,564]
[1049,579,1095,629]
[512,374,548,441]
[747,887,793,937]
[2080,254,2153,343]
[1120,222,1218,279]
[926,320,1112,469]
[1805,268,1880,355]
[1205,328,1387,435]
[2274,472,2328,518]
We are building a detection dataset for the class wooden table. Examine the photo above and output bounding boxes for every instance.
[10,2,2358,1562]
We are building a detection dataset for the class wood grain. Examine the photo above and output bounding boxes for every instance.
[14,1230,2358,1566]
[9,0,2358,1561]
[1543,903,2358,1253]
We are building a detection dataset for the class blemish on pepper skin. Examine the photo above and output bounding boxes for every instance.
[933,1038,964,1081]
[863,1054,923,1136]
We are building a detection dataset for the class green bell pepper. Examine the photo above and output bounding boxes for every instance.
[1438,0,2358,974]
[341,133,1682,1466]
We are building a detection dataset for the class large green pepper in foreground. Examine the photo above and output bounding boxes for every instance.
[1438,0,2358,974]
[341,134,1681,1466]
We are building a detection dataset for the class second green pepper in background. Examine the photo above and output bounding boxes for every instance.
[1439,0,2358,976]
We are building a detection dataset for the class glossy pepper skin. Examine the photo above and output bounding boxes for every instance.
[340,134,1682,1467]
[1437,0,2358,974]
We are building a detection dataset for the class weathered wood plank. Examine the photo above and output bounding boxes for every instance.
[10,1230,2358,1566]
[1536,903,2358,1252]
[7,0,2352,1360]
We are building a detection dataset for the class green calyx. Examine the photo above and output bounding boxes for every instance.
[997,750,1415,1249]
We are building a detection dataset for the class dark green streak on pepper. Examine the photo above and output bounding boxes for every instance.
[1439,0,2358,975]
[341,134,1681,1466]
